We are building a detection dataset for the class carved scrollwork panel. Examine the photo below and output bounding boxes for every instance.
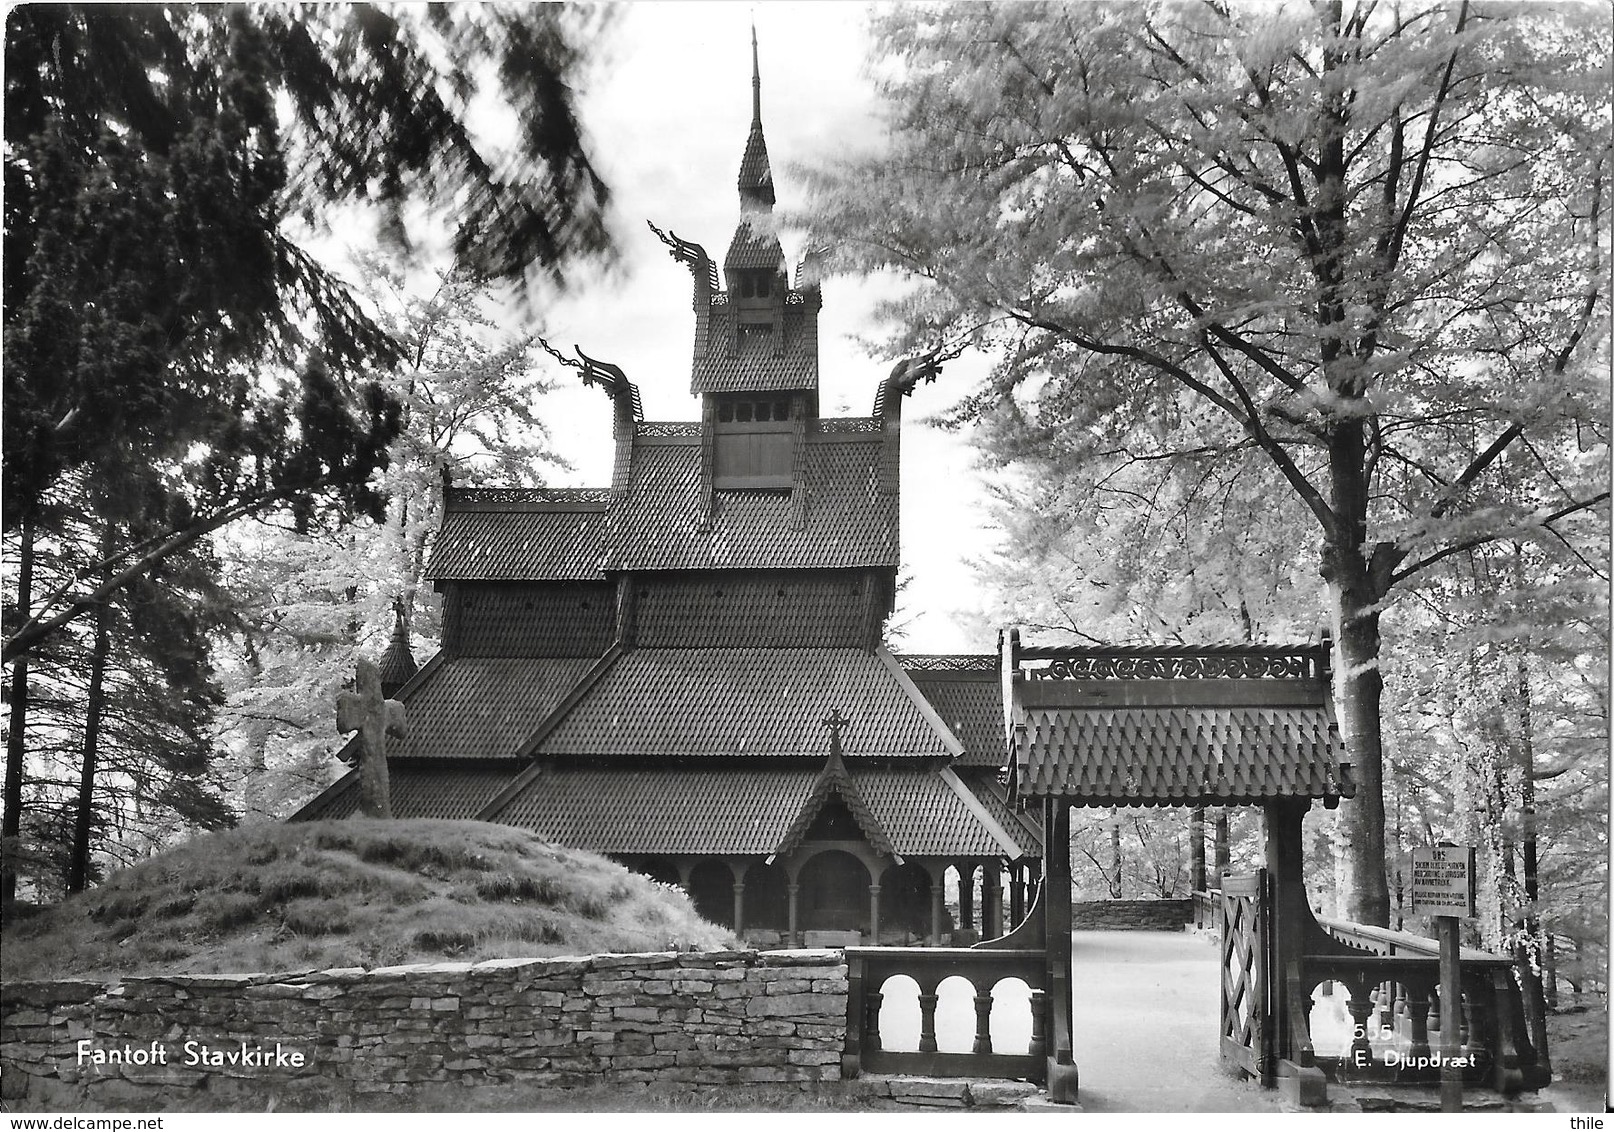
[1023,653,1317,680]
[638,421,702,438]
[816,418,884,434]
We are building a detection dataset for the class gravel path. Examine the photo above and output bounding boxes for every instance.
[1066,929,1286,1113]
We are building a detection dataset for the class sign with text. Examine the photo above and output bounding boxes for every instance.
[1410,845,1476,917]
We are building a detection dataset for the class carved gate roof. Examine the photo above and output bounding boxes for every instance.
[1005,643,1355,807]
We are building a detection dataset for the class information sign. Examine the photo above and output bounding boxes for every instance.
[1409,845,1475,917]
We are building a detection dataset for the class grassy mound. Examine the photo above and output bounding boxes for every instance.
[1,820,734,981]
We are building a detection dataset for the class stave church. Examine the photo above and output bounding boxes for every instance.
[294,46,1044,947]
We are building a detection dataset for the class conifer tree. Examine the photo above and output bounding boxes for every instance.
[3,4,614,899]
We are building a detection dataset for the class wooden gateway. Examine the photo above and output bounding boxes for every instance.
[292,48,1041,947]
[889,632,1544,1104]
[842,634,1547,1105]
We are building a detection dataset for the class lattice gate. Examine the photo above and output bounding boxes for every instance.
[1218,868,1273,1085]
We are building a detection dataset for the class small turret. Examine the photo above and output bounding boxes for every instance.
[689,27,819,411]
[724,25,787,299]
[736,26,776,212]
[378,602,418,699]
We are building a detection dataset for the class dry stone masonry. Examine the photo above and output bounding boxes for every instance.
[1070,899,1193,932]
[0,949,847,1109]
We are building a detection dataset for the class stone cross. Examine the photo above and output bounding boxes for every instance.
[336,657,407,819]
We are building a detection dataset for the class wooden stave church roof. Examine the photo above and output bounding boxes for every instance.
[423,427,897,583]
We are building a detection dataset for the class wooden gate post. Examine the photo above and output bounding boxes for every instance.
[1265,798,1327,1106]
[1043,798,1079,1103]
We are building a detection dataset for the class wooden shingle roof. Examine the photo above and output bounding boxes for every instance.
[905,661,1007,769]
[724,215,784,272]
[529,646,959,760]
[954,770,1043,856]
[774,748,896,858]
[291,760,519,822]
[736,118,773,205]
[488,765,1027,858]
[382,655,601,760]
[426,489,608,581]
[493,767,818,855]
[858,769,1027,858]
[602,435,896,571]
[691,303,819,393]
[1009,648,1354,806]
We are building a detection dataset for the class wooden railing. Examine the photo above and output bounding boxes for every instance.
[1282,916,1551,1095]
[841,945,1047,1081]
[1192,888,1220,931]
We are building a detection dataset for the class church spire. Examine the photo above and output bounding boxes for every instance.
[736,23,775,211]
[751,23,762,125]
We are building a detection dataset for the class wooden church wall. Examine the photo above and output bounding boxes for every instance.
[632,570,883,648]
[447,582,616,657]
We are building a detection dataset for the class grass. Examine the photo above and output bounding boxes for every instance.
[1,819,735,981]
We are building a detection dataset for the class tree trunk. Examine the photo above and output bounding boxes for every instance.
[1514,650,1541,935]
[1543,933,1558,1009]
[68,526,116,893]
[1326,567,1393,927]
[2,511,37,906]
[239,627,270,820]
[1213,808,1229,880]
[1189,805,1206,891]
[1108,814,1122,899]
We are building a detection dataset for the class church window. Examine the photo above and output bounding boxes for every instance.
[715,396,794,424]
[735,271,774,299]
[712,394,795,487]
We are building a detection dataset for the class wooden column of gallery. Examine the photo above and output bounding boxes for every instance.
[945,858,1031,941]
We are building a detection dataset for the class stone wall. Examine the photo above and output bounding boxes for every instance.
[1070,899,1193,931]
[0,949,847,1109]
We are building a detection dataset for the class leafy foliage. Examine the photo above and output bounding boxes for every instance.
[806,0,1610,924]
[1,470,235,900]
[2,3,614,899]
[212,267,564,821]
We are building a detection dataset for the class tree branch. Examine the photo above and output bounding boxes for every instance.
[1389,492,1611,585]
[7,489,286,664]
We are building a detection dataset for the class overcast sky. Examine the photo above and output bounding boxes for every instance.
[532,2,1003,653]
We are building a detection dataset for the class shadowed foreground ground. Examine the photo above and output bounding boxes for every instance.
[1067,930,1285,1112]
